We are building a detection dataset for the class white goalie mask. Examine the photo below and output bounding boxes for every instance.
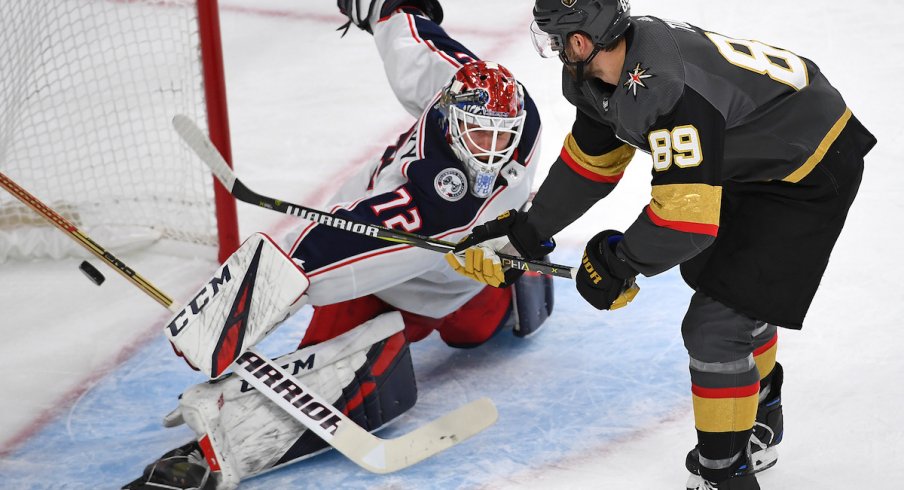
[438,61,526,198]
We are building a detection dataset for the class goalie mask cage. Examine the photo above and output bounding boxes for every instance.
[0,0,239,263]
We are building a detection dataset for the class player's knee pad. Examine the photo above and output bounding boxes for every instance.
[163,311,417,488]
[681,292,760,361]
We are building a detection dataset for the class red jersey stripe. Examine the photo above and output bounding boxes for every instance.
[560,147,624,183]
[645,206,719,236]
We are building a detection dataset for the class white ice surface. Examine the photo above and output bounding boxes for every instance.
[1,1,902,488]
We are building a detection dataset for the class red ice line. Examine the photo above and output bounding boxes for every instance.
[0,312,171,457]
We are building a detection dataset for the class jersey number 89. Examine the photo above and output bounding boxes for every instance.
[648,125,702,171]
[706,32,809,91]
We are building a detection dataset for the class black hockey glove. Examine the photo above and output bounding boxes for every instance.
[453,209,555,260]
[337,0,444,35]
[576,230,640,311]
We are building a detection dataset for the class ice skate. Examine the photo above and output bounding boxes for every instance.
[686,473,760,490]
[122,441,215,490]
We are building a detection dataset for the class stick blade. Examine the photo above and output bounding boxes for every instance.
[172,114,236,191]
[333,397,498,473]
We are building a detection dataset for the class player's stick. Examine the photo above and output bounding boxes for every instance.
[0,170,497,473]
[173,114,577,280]
[0,170,172,307]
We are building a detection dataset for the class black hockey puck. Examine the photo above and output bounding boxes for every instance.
[79,260,106,285]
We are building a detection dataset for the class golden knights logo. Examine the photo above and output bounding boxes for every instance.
[624,62,653,98]
[561,0,577,7]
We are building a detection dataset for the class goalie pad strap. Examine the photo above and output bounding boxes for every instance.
[198,435,221,473]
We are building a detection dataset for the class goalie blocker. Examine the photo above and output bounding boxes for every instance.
[165,233,310,378]
[125,312,417,490]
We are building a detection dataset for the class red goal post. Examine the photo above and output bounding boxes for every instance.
[0,0,239,263]
[198,0,240,263]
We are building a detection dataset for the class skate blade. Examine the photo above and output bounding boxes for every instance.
[686,474,705,490]
[685,447,777,489]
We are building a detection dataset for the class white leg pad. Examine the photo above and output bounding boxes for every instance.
[165,311,406,487]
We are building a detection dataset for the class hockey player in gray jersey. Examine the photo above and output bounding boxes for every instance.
[124,1,551,489]
[449,1,876,489]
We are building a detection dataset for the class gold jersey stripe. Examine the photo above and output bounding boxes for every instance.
[650,183,722,226]
[563,133,635,177]
[754,343,778,379]
[783,107,852,183]
[692,394,759,433]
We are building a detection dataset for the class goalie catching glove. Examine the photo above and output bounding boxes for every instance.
[444,236,523,288]
[445,210,555,288]
[577,230,640,310]
[337,0,443,34]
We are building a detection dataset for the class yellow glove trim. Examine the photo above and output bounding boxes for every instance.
[610,282,640,310]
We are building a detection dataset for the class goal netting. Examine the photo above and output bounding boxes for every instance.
[0,0,238,263]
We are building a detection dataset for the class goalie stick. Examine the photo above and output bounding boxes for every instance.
[172,114,577,280]
[0,170,497,474]
[235,350,497,474]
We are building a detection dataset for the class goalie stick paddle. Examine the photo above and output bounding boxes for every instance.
[172,114,577,280]
[235,349,497,474]
[0,170,496,473]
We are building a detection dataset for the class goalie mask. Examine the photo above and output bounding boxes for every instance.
[437,61,526,198]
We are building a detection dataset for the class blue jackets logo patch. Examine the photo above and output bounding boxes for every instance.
[434,168,467,202]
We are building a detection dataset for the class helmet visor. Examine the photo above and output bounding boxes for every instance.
[530,21,564,58]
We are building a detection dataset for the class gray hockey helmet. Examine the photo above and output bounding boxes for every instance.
[531,0,631,57]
